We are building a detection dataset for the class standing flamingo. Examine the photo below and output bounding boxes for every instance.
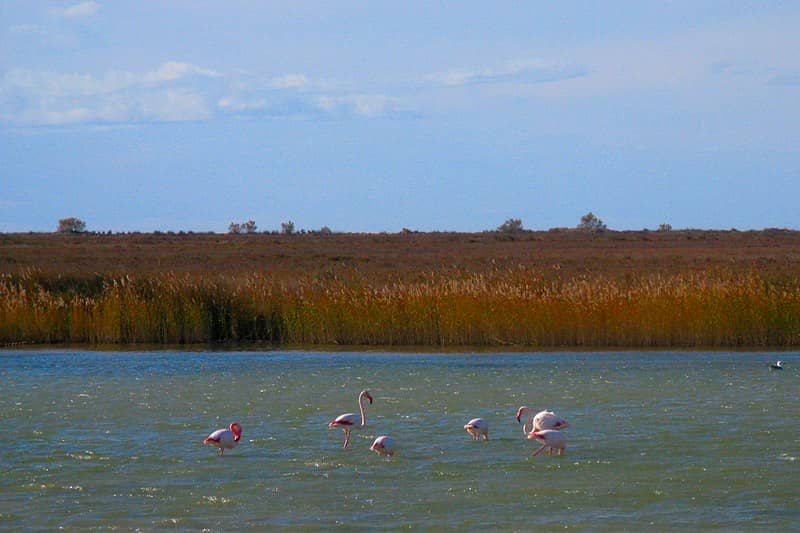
[464,418,489,440]
[516,406,569,434]
[370,435,396,456]
[204,422,242,456]
[328,390,373,448]
[527,428,567,456]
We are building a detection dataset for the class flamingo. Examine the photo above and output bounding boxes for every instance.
[204,422,242,456]
[516,406,569,434]
[370,435,396,456]
[527,428,566,456]
[328,389,373,448]
[464,418,489,440]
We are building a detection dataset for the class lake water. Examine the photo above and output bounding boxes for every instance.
[1,349,797,530]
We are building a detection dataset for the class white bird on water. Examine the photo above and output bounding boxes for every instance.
[370,435,396,456]
[527,428,567,456]
[464,418,489,440]
[204,422,242,456]
[328,390,373,448]
[770,360,784,370]
[515,406,569,434]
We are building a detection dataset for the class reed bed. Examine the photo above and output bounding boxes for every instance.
[2,268,800,347]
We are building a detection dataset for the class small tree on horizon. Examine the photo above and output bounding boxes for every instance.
[578,212,607,232]
[280,221,295,235]
[497,218,524,233]
[57,217,87,233]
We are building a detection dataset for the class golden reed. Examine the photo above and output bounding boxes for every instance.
[2,268,800,347]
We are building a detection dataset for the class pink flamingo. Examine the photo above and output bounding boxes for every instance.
[328,390,373,448]
[516,406,569,434]
[464,418,489,440]
[204,422,242,456]
[527,428,567,456]
[370,435,396,456]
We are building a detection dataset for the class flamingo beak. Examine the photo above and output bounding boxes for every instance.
[367,394,373,404]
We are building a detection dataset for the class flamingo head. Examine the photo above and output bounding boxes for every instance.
[229,422,243,441]
[361,390,373,404]
[516,406,531,423]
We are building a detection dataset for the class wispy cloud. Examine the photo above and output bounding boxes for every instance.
[59,1,101,18]
[0,62,219,125]
[423,58,587,87]
[315,94,406,118]
[3,55,587,127]
[269,74,309,90]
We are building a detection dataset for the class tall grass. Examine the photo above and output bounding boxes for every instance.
[2,268,800,347]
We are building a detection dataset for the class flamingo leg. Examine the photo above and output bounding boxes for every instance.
[343,429,351,448]
[532,444,546,456]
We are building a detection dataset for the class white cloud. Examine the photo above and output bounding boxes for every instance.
[60,1,101,18]
[270,74,309,90]
[139,89,211,121]
[423,58,587,87]
[144,62,220,83]
[0,61,219,126]
[314,94,404,118]
[217,97,268,112]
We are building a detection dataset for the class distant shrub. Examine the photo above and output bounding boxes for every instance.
[281,221,295,235]
[57,218,87,233]
[658,223,673,232]
[229,220,258,234]
[578,212,607,232]
[497,218,524,233]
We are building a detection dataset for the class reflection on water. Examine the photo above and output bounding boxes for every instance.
[1,350,798,529]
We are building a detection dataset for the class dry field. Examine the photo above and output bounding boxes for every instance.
[3,229,800,347]
[3,229,800,279]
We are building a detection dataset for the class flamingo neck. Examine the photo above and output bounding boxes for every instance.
[523,414,534,434]
[359,394,367,427]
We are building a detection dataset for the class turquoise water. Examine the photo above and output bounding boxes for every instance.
[1,350,797,530]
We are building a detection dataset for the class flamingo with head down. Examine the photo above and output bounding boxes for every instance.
[464,418,489,440]
[515,406,569,434]
[204,422,242,456]
[370,435,396,456]
[527,428,566,456]
[328,390,373,448]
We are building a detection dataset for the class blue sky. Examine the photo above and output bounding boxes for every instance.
[2,1,799,233]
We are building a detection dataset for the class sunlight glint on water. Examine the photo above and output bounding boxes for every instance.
[1,350,798,530]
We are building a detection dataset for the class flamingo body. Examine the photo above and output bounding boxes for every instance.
[329,390,373,448]
[464,418,489,440]
[527,428,566,456]
[204,422,242,455]
[533,410,569,431]
[516,406,569,434]
[370,435,396,456]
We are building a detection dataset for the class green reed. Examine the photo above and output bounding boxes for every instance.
[2,268,800,347]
